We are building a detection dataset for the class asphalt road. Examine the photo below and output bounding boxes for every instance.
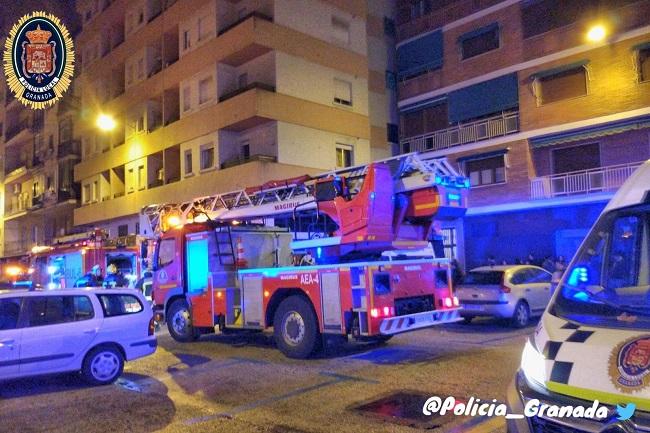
[0,318,535,433]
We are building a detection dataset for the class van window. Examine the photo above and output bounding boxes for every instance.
[553,205,650,329]
[0,298,21,330]
[25,296,95,327]
[97,294,143,317]
[157,238,176,268]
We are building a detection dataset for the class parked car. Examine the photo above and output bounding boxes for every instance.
[456,265,552,327]
[0,288,156,385]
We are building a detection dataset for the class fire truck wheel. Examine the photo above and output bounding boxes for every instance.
[274,296,320,359]
[168,299,200,342]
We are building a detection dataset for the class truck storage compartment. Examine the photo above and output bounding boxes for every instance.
[394,295,435,316]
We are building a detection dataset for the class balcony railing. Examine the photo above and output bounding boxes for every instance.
[218,12,273,36]
[5,119,31,141]
[220,154,276,169]
[399,111,519,154]
[530,161,644,200]
[58,140,81,157]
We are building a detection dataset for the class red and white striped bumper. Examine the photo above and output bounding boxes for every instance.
[379,308,461,335]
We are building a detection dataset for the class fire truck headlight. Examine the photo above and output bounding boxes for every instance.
[5,266,22,277]
[47,265,57,275]
[520,338,546,388]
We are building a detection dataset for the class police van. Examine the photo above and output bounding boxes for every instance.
[507,160,650,433]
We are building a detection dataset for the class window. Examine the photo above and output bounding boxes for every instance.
[552,143,600,174]
[118,224,128,237]
[410,0,432,19]
[184,149,193,175]
[92,180,99,201]
[460,24,500,60]
[200,144,214,170]
[639,47,650,82]
[182,86,191,112]
[336,144,353,168]
[25,296,94,327]
[385,70,396,90]
[0,298,21,330]
[97,294,143,317]
[137,58,144,79]
[198,77,212,104]
[137,165,145,190]
[387,123,399,144]
[466,155,506,186]
[334,79,352,106]
[127,168,134,193]
[157,238,176,267]
[241,142,250,160]
[401,102,449,138]
[198,15,210,41]
[521,0,585,39]
[183,29,191,50]
[537,66,587,105]
[126,64,134,85]
[238,73,248,89]
[83,184,91,202]
[331,16,350,45]
[383,17,396,38]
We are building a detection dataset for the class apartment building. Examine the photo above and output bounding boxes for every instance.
[396,0,650,267]
[73,0,397,236]
[0,81,81,259]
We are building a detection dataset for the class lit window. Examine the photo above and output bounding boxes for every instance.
[335,144,353,168]
[334,79,352,106]
[200,144,214,170]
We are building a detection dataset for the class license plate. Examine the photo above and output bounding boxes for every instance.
[462,304,483,311]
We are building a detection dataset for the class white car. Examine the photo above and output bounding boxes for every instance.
[0,288,156,385]
[456,265,552,327]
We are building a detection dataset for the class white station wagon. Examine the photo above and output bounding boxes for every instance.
[0,288,156,385]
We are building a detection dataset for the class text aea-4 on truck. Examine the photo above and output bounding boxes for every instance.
[142,152,470,358]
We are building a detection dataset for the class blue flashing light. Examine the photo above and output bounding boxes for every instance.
[316,247,322,259]
[261,268,280,277]
[447,193,461,202]
[573,291,590,302]
[370,192,376,200]
[567,266,589,286]
[435,175,442,184]
[464,179,471,188]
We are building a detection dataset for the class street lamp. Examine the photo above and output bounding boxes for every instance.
[96,113,116,131]
[586,24,606,43]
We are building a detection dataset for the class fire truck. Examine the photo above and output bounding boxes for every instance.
[29,229,152,290]
[141,152,470,358]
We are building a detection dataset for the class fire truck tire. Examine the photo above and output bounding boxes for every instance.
[168,299,200,342]
[274,296,320,359]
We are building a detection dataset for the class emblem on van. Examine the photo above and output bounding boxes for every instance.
[609,336,650,392]
[3,12,74,109]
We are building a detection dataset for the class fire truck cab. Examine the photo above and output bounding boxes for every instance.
[146,153,470,358]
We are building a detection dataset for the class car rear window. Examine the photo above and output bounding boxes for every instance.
[25,296,95,327]
[0,298,21,330]
[463,271,503,285]
[97,294,143,317]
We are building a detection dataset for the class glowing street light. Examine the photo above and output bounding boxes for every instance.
[96,113,116,131]
[586,24,606,43]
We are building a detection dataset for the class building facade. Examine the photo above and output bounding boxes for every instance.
[396,0,650,268]
[0,81,82,260]
[72,0,397,237]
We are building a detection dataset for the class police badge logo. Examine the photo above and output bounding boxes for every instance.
[3,12,74,109]
[609,336,650,393]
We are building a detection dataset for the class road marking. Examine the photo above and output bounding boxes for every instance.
[183,371,379,425]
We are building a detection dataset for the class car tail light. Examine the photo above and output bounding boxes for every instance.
[501,285,511,294]
[148,316,155,336]
[443,297,453,308]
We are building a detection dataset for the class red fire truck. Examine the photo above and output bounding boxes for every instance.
[141,152,470,358]
[29,229,151,290]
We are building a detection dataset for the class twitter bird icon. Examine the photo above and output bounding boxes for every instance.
[616,403,636,421]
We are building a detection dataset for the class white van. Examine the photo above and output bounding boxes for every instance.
[0,288,156,385]
[507,160,650,432]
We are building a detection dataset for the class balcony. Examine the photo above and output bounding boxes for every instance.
[5,119,31,141]
[530,162,644,200]
[400,111,519,154]
[58,140,82,158]
[220,154,276,169]
[219,82,276,103]
[218,12,272,36]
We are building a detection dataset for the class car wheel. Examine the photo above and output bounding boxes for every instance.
[82,345,124,385]
[273,296,320,359]
[511,301,530,328]
[167,299,200,342]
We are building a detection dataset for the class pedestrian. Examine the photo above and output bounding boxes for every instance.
[451,259,464,286]
[104,263,128,288]
[300,251,316,266]
[487,255,496,267]
[551,257,566,294]
[514,257,522,265]
[542,256,554,273]
[75,264,104,287]
[525,253,535,265]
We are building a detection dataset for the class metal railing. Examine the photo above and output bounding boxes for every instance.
[220,154,277,169]
[218,82,276,102]
[530,161,644,200]
[399,111,519,153]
